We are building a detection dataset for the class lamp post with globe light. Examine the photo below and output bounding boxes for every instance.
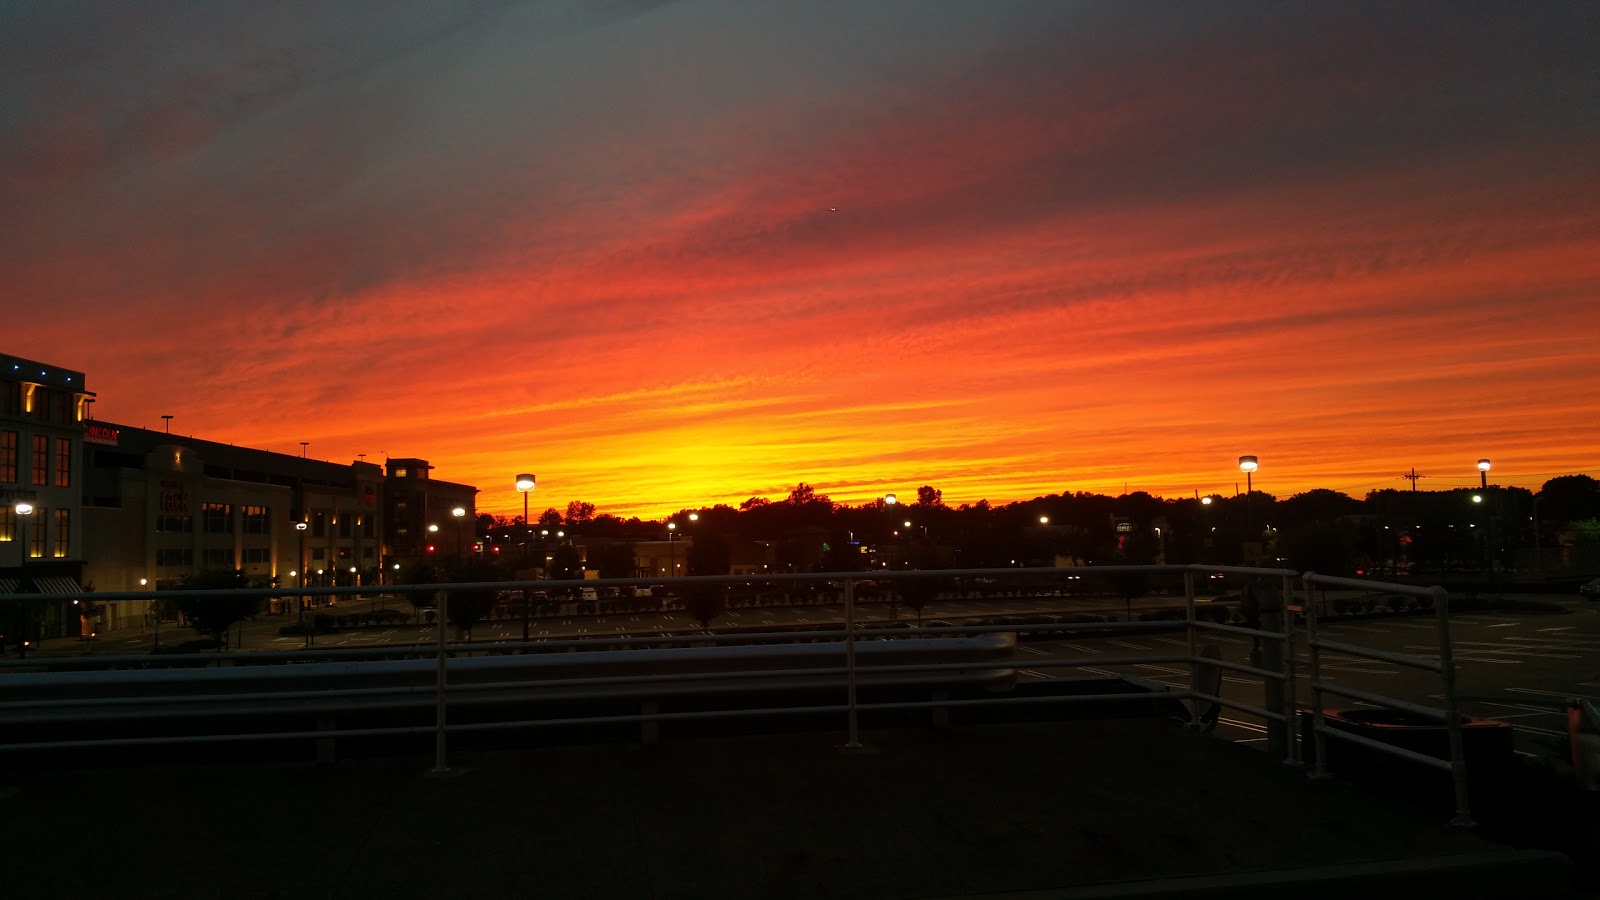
[14,502,34,658]
[515,474,536,642]
[295,521,309,623]
[1238,455,1258,558]
[451,507,467,559]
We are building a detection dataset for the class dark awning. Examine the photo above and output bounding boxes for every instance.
[29,576,84,595]
[0,577,20,595]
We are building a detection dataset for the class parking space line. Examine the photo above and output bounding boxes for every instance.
[1020,646,1049,656]
[1108,639,1152,651]
[1538,626,1576,632]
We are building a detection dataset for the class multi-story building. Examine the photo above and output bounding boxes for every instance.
[382,458,479,565]
[82,431,475,626]
[5,349,481,639]
[1,353,92,640]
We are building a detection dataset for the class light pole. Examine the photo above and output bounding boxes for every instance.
[667,522,677,577]
[295,522,308,623]
[515,474,536,568]
[1238,455,1258,559]
[1478,458,1491,491]
[141,577,156,651]
[161,415,173,433]
[515,473,536,642]
[14,502,34,658]
[452,507,467,560]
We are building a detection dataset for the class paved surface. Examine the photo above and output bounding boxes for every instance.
[0,718,1572,899]
[1021,594,1600,756]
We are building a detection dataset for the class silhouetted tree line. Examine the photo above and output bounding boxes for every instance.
[471,475,1600,579]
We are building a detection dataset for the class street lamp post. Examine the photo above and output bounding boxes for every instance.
[452,507,467,559]
[667,522,677,577]
[1476,459,1499,596]
[14,502,34,658]
[515,474,536,642]
[1238,455,1258,558]
[295,522,308,624]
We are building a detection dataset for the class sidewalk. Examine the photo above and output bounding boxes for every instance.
[0,718,1571,899]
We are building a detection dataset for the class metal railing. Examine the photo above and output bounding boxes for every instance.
[3,564,1471,818]
[1302,572,1471,826]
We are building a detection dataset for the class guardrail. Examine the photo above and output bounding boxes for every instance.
[3,564,1469,820]
[1302,572,1471,827]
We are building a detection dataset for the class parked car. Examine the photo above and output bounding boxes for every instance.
[1580,578,1600,600]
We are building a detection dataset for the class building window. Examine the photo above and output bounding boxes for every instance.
[338,516,352,538]
[243,547,270,565]
[203,503,232,534]
[156,548,194,567]
[30,507,47,558]
[52,508,68,558]
[312,511,326,538]
[362,515,376,538]
[204,548,233,568]
[0,506,13,541]
[31,434,47,485]
[394,468,408,478]
[156,514,192,533]
[1,430,16,482]
[312,548,326,560]
[242,506,270,534]
[362,546,376,559]
[54,437,71,487]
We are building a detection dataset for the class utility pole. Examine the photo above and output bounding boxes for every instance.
[1402,468,1429,491]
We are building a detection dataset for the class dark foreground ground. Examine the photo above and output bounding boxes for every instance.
[0,718,1575,899]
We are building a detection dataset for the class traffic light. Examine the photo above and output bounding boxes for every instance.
[426,544,436,554]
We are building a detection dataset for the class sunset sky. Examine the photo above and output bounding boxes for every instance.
[6,1,1598,520]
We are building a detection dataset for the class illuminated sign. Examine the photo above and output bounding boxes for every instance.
[84,423,120,446]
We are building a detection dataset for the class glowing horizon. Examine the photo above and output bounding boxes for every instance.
[7,3,1598,522]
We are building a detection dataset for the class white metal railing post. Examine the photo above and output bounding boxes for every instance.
[432,587,450,775]
[843,576,862,750]
[1281,573,1300,766]
[1184,572,1198,726]
[1303,573,1329,779]
[1434,586,1473,826]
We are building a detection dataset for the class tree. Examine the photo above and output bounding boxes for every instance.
[683,534,732,630]
[739,496,771,510]
[398,560,439,622]
[565,501,596,525]
[786,483,820,505]
[440,556,499,641]
[1276,521,1360,577]
[172,570,263,651]
[1540,475,1600,524]
[549,543,585,581]
[683,586,725,631]
[686,533,732,577]
[591,542,638,579]
[915,485,944,508]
